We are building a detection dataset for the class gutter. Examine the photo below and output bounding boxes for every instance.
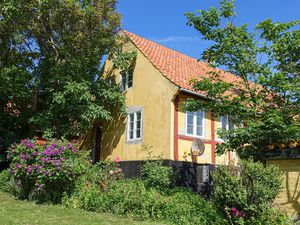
[179,88,208,99]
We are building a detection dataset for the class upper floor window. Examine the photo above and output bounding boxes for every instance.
[127,108,143,142]
[120,70,133,91]
[185,111,205,137]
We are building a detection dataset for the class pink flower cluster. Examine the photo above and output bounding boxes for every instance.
[231,207,245,218]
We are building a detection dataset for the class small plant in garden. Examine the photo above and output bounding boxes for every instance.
[141,160,173,191]
[7,138,87,203]
[63,159,124,209]
[212,160,288,224]
[81,159,124,191]
[140,144,177,191]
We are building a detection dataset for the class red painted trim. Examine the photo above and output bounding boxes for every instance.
[173,95,179,161]
[178,135,212,144]
[211,113,216,164]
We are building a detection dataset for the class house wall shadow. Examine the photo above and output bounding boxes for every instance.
[268,159,300,220]
[79,114,126,160]
[100,115,126,160]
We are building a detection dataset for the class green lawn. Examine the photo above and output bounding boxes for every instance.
[0,191,166,225]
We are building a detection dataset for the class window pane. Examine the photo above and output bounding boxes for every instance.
[136,129,141,138]
[196,112,203,126]
[129,121,134,131]
[187,112,194,125]
[136,112,141,121]
[136,120,141,129]
[187,125,193,135]
[121,73,127,90]
[127,72,133,88]
[221,116,228,130]
[196,126,203,136]
[129,114,134,123]
[196,111,203,118]
[129,130,134,139]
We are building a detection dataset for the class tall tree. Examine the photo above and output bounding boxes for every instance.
[185,0,300,159]
[0,0,125,155]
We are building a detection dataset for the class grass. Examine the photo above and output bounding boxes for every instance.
[0,191,166,225]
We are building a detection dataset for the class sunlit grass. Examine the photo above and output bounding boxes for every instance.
[0,191,166,225]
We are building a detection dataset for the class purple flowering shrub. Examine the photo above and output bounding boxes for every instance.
[7,138,86,203]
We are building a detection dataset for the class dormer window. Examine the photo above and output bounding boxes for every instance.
[120,70,133,91]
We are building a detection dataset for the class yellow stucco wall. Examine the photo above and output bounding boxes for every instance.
[98,42,178,161]
[267,159,300,219]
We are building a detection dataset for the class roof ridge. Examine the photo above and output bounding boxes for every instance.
[122,29,208,66]
[121,29,240,93]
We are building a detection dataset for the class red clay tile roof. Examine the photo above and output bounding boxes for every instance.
[122,30,240,93]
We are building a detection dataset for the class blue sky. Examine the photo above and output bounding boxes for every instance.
[118,0,299,59]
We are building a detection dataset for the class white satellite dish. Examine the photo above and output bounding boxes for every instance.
[190,138,205,156]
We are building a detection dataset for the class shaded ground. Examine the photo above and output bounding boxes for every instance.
[0,191,166,225]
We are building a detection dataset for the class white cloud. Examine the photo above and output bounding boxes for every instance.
[153,36,201,43]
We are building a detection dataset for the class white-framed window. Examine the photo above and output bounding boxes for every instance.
[220,115,235,131]
[120,71,133,91]
[185,111,205,137]
[218,115,235,140]
[127,108,143,142]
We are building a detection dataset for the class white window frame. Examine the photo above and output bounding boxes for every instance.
[120,70,133,91]
[217,115,235,141]
[185,111,206,138]
[126,107,143,143]
[219,115,235,131]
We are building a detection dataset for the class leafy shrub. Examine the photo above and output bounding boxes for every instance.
[7,138,87,203]
[62,160,124,210]
[82,160,124,191]
[64,178,225,225]
[141,160,174,191]
[212,160,288,224]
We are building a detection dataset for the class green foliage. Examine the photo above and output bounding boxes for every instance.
[64,178,225,225]
[110,46,137,71]
[81,160,124,191]
[212,160,288,224]
[64,157,224,224]
[185,0,300,159]
[7,138,87,203]
[0,169,10,192]
[0,0,125,150]
[141,160,174,191]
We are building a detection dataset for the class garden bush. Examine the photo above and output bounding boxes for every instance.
[7,138,87,203]
[64,162,225,225]
[212,160,289,224]
[141,160,175,191]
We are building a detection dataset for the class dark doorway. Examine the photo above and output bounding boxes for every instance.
[92,126,101,163]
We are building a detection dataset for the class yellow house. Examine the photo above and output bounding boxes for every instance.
[85,30,239,168]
